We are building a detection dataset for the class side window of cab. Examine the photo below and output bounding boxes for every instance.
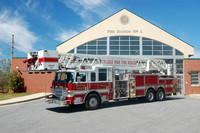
[76,72,87,82]
[91,72,96,81]
[99,69,107,81]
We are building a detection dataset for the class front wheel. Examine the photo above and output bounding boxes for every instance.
[146,89,155,102]
[85,94,100,110]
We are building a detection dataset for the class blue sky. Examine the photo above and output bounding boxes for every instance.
[0,0,200,59]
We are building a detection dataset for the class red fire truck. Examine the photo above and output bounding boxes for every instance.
[24,50,177,110]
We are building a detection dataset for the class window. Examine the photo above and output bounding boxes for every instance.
[110,36,139,55]
[76,37,107,55]
[91,72,96,81]
[120,51,129,55]
[176,50,183,55]
[142,37,174,56]
[130,36,139,40]
[143,51,152,55]
[99,69,107,81]
[153,51,162,55]
[120,36,129,40]
[76,72,86,82]
[54,72,74,83]
[130,41,139,45]
[176,59,183,74]
[110,36,119,40]
[191,72,199,85]
[68,49,74,53]
[71,36,184,58]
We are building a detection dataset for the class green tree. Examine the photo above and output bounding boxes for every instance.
[8,70,24,93]
[0,59,11,73]
[0,59,10,93]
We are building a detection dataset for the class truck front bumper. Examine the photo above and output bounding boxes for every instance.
[45,97,67,105]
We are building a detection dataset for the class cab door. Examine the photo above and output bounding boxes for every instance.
[88,72,97,90]
[75,72,88,92]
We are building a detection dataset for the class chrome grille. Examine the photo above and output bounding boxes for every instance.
[55,86,63,97]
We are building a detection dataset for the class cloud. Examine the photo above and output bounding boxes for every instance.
[25,0,39,11]
[55,30,79,42]
[18,0,52,21]
[56,0,114,42]
[0,9,37,53]
[60,0,113,21]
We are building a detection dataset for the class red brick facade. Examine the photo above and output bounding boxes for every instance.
[11,58,54,93]
[184,59,200,95]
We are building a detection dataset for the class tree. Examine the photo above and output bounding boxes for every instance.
[0,59,11,73]
[0,59,10,93]
[8,70,24,93]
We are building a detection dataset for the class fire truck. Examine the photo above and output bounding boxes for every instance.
[24,50,177,110]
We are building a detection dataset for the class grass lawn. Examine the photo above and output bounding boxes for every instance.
[0,93,34,101]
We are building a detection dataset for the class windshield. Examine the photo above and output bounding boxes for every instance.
[54,72,75,83]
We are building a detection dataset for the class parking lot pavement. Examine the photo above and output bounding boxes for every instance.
[0,95,200,133]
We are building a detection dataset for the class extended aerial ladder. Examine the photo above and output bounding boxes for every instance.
[24,50,171,75]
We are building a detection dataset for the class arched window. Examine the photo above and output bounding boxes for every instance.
[71,36,183,56]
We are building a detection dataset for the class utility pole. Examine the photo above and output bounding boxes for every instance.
[10,35,14,73]
[11,35,14,59]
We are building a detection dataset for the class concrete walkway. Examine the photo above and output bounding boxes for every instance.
[188,94,200,99]
[0,93,50,106]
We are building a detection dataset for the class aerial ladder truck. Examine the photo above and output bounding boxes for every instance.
[24,50,178,110]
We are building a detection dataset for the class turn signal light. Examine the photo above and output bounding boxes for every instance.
[68,91,74,95]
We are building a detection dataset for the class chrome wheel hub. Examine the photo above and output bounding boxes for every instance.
[148,92,154,101]
[89,97,98,108]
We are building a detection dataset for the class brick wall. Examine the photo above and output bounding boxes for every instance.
[184,59,200,95]
[11,58,54,93]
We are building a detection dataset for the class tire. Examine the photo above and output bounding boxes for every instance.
[85,94,100,110]
[146,89,155,102]
[156,89,165,101]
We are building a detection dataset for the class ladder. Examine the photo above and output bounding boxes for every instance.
[58,53,168,75]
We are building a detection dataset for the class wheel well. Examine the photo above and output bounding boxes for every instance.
[157,87,165,93]
[84,91,101,103]
[146,87,155,94]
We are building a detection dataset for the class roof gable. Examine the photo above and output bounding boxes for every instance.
[57,9,194,58]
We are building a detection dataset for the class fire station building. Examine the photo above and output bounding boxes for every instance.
[11,9,200,95]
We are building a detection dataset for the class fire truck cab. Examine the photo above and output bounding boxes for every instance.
[49,66,114,110]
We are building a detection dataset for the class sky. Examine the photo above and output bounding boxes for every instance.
[0,0,200,59]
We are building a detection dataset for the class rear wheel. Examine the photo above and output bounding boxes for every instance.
[85,94,100,110]
[156,89,165,101]
[146,89,155,102]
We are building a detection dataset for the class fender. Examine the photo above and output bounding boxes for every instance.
[83,90,102,103]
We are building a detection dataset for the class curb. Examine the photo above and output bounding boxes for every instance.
[0,93,51,106]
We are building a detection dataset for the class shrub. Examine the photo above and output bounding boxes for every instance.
[8,70,24,93]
